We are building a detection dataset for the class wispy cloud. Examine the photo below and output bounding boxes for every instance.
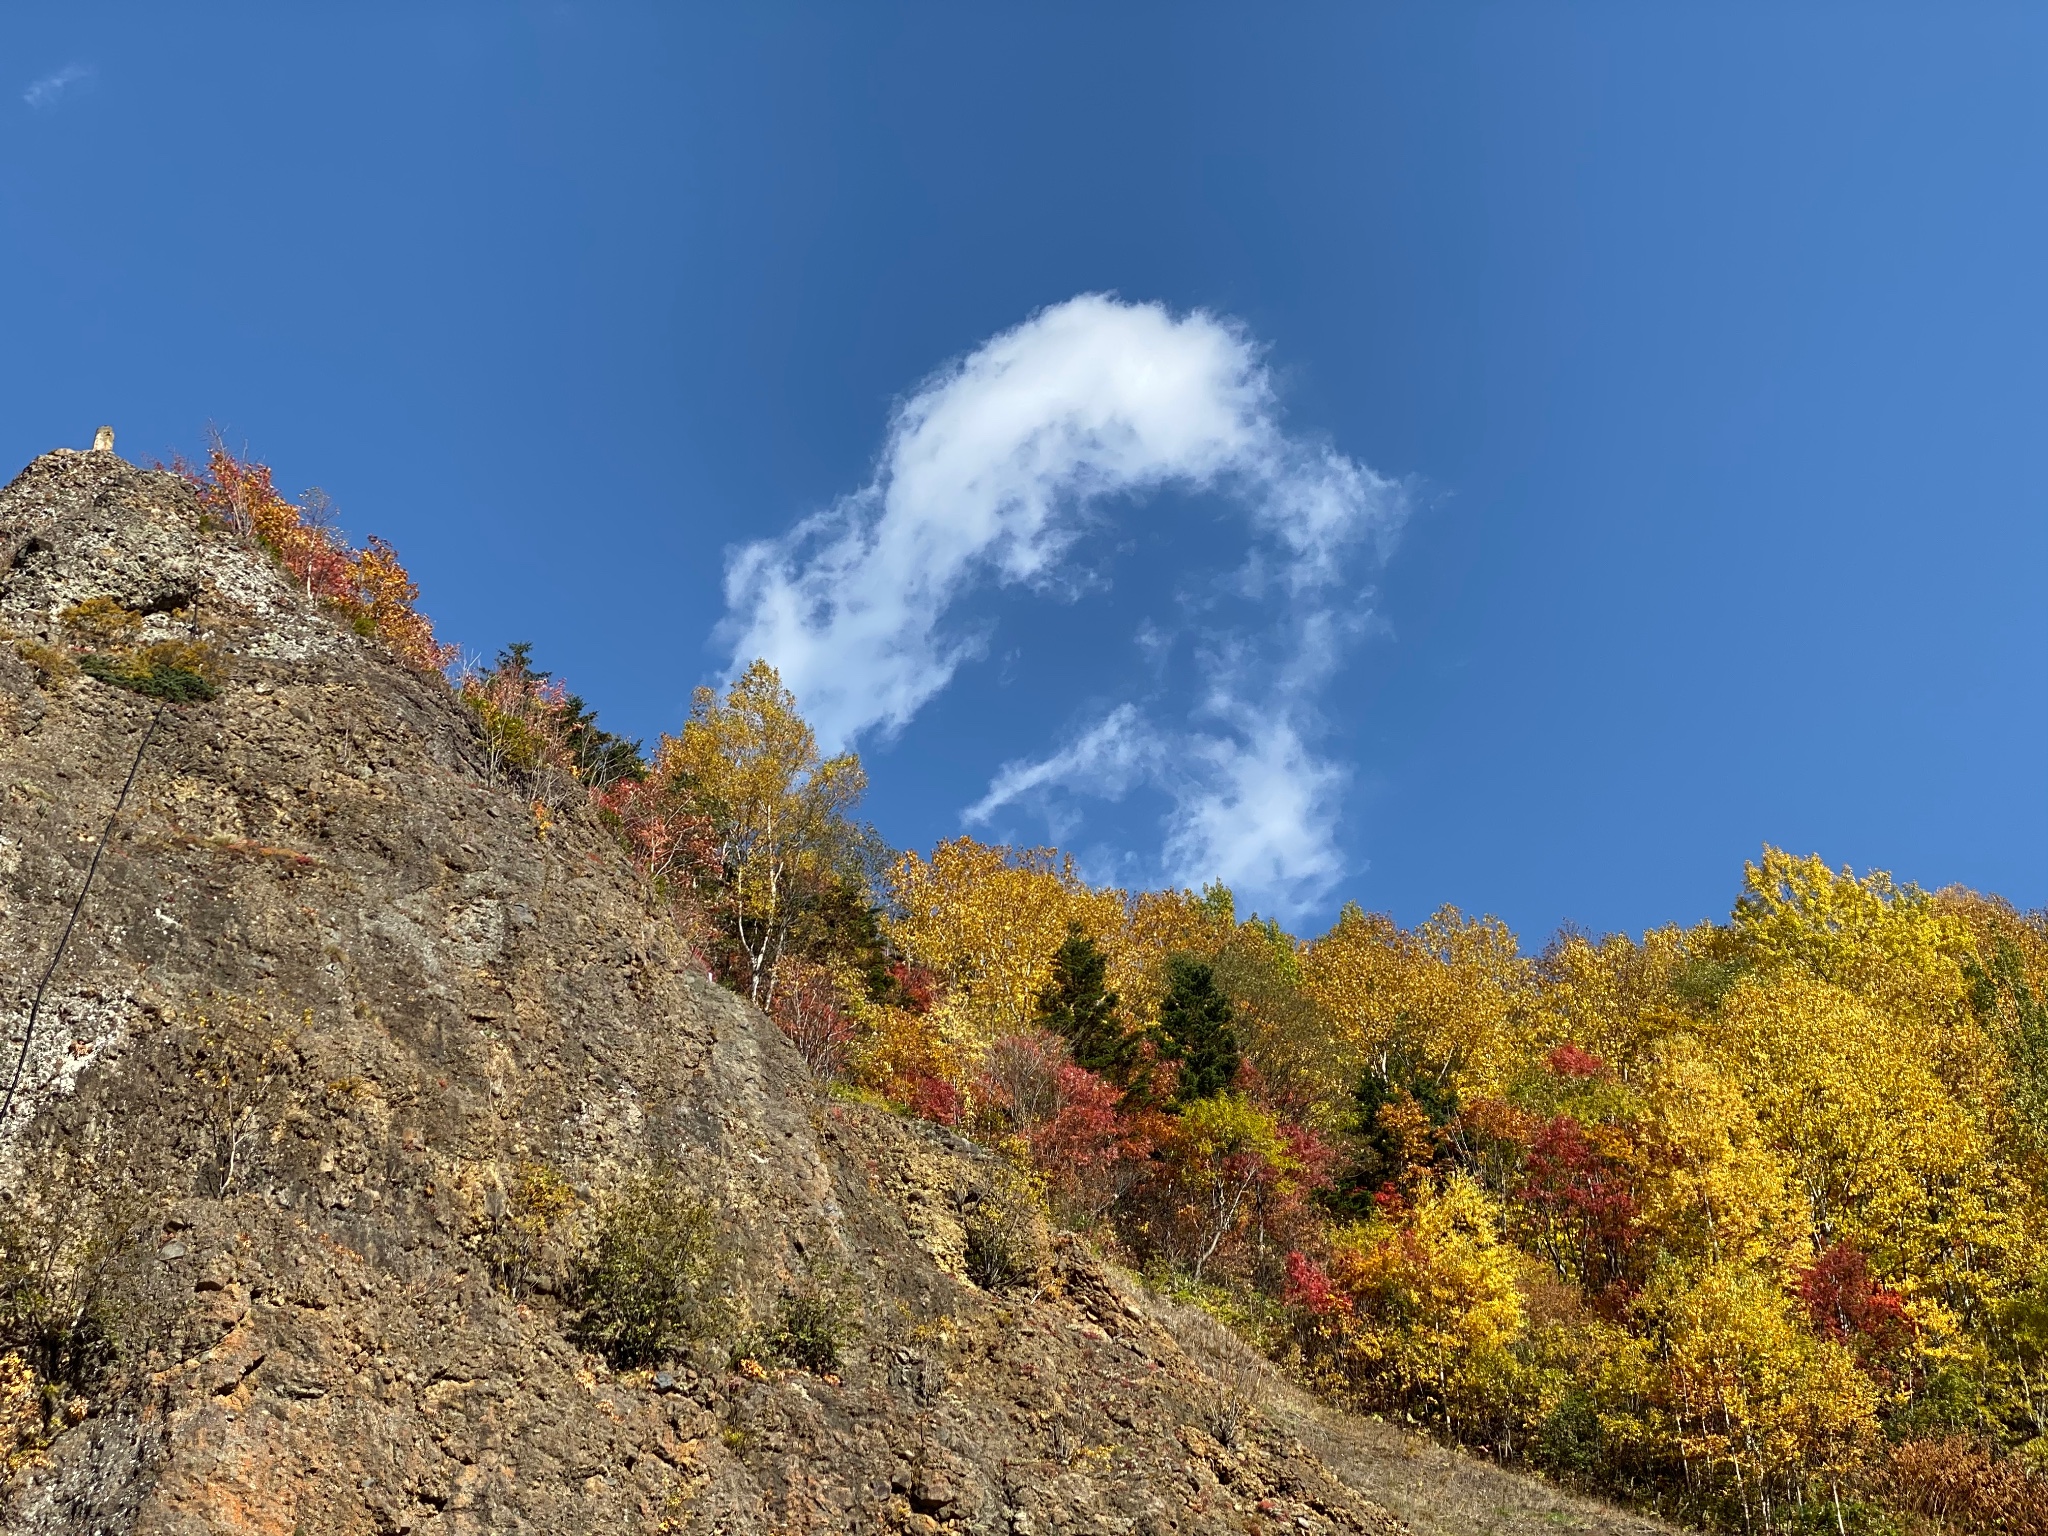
[22,64,94,110]
[966,617,1370,915]
[720,293,1408,915]
[968,704,1162,815]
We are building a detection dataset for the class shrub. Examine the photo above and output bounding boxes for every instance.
[80,641,220,702]
[962,1170,1052,1293]
[177,1000,301,1197]
[57,597,144,648]
[1888,1436,2048,1536]
[572,1174,727,1369]
[0,1186,134,1452]
[768,956,857,1080]
[51,598,223,701]
[0,1351,40,1473]
[184,444,455,671]
[484,1160,580,1295]
[755,1276,856,1373]
[8,637,76,687]
[1205,1351,1268,1449]
[1288,1176,1528,1434]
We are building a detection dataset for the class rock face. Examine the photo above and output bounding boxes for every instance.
[0,449,1405,1535]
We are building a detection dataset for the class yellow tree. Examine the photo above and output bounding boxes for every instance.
[649,660,867,1008]
[1649,1261,1879,1525]
[1315,1176,1529,1433]
[1302,904,1533,1107]
[1634,1044,1810,1279]
[1732,848,1975,1023]
[1534,924,1728,1081]
[1210,917,1348,1128]
[1718,854,2048,1335]
[1707,970,2022,1322]
[886,838,1126,1059]
[1158,1094,1306,1282]
[1118,885,1235,1019]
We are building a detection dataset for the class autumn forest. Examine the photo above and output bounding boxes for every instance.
[202,448,2048,1535]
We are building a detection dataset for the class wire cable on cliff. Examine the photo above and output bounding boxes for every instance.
[0,702,166,1128]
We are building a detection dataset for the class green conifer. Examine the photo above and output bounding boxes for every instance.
[1157,954,1240,1104]
[1035,923,1136,1083]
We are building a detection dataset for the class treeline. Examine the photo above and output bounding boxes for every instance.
[212,452,2048,1535]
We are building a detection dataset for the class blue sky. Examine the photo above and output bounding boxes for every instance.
[4,4,2043,940]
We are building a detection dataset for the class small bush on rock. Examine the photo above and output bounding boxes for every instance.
[484,1159,580,1296]
[0,1181,138,1457]
[962,1170,1052,1293]
[573,1173,728,1369]
[754,1275,856,1374]
[6,636,76,688]
[58,597,145,649]
[178,1000,302,1197]
[46,598,223,701]
[80,643,220,702]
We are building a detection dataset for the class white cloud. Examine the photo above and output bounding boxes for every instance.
[965,705,1160,821]
[22,64,93,109]
[965,701,1348,914]
[1160,715,1349,907]
[720,292,1408,915]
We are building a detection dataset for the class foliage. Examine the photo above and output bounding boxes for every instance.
[611,661,870,1007]
[0,1352,40,1473]
[0,1167,140,1456]
[1966,929,2048,1142]
[7,635,77,687]
[78,642,219,701]
[768,955,859,1080]
[962,1168,1054,1292]
[461,642,643,803]
[1328,1054,1459,1217]
[177,999,303,1198]
[572,1173,729,1369]
[753,1275,856,1373]
[1649,1260,1880,1523]
[483,1159,581,1296]
[184,443,455,670]
[974,1031,1158,1224]
[887,838,1128,1058]
[1887,1436,2048,1536]
[1035,923,1138,1085]
[57,598,222,701]
[1157,954,1241,1104]
[1292,1176,1527,1434]
[1152,1094,1315,1283]
[1303,902,1532,1120]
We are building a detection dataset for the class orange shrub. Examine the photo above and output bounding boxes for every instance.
[1888,1437,2048,1535]
[185,444,455,670]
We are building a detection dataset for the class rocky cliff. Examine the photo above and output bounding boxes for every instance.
[0,447,1415,1536]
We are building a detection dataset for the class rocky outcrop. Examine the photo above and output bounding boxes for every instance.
[0,448,1408,1535]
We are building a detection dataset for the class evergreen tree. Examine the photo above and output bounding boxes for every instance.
[493,642,646,789]
[1157,954,1240,1104]
[1035,923,1136,1083]
[1325,1057,1458,1218]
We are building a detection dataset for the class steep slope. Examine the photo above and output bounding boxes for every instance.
[0,446,1415,1536]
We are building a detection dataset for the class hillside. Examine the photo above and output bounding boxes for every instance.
[0,444,1668,1535]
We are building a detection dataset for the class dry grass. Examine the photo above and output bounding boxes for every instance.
[1131,1272,1687,1536]
[1888,1436,2048,1536]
